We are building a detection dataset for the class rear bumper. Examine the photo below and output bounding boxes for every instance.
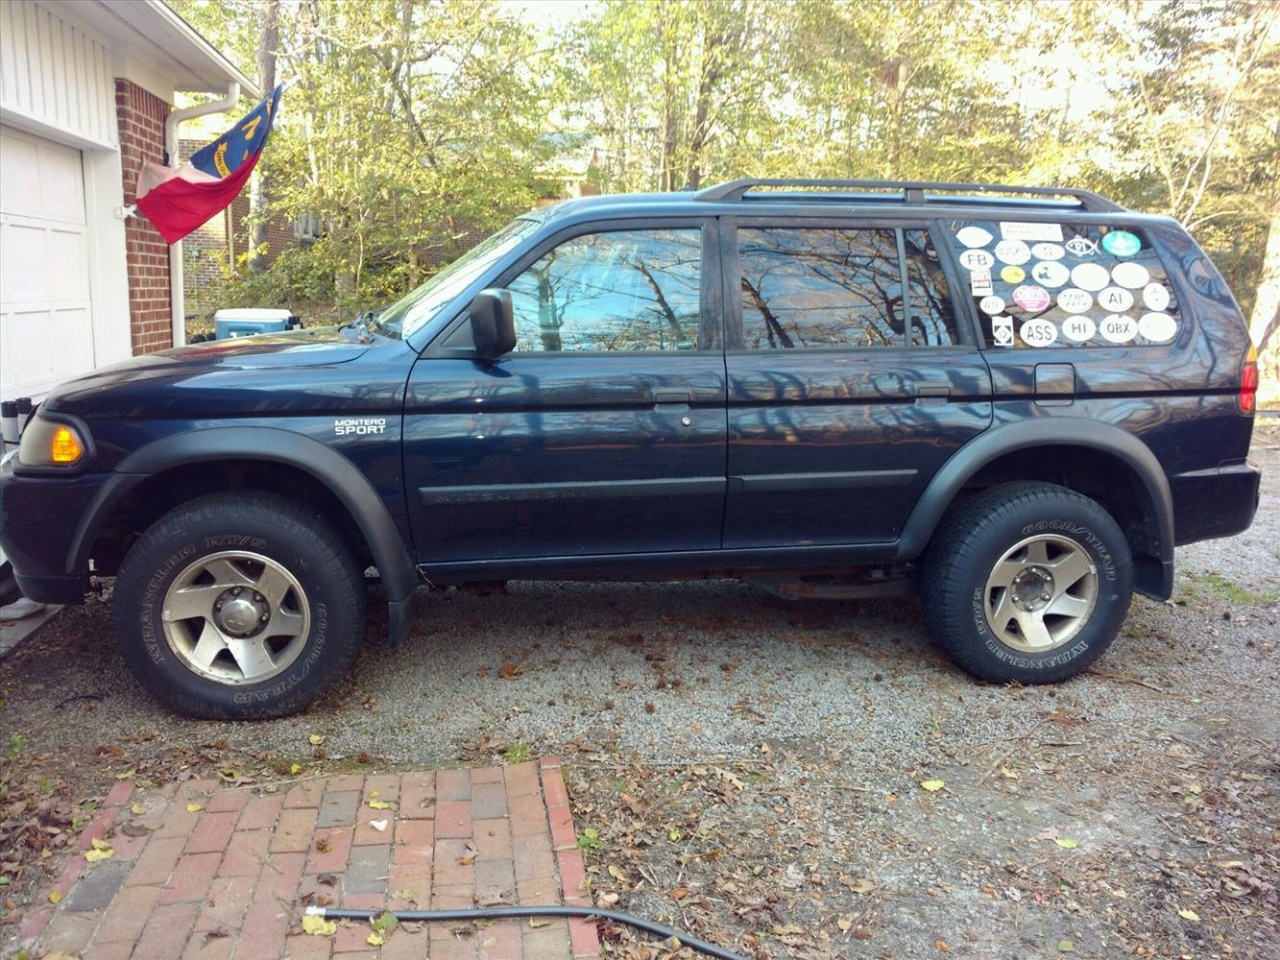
[1170,462,1262,546]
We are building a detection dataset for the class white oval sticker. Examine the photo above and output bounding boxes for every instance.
[956,226,994,248]
[1111,262,1150,289]
[1020,319,1058,347]
[1031,261,1070,288]
[1096,286,1135,313]
[1138,312,1177,343]
[1031,242,1066,261]
[1143,282,1171,311]
[1100,314,1137,344]
[1057,288,1094,314]
[959,249,996,271]
[979,295,1006,315]
[1061,316,1097,343]
[1071,262,1111,292]
[995,239,1032,265]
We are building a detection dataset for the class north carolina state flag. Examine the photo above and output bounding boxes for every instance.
[135,84,283,245]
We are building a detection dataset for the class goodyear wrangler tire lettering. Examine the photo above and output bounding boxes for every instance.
[113,492,366,720]
[922,482,1133,684]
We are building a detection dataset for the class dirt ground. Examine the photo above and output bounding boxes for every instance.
[2,427,1277,960]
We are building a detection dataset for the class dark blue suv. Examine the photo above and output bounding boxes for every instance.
[0,179,1262,718]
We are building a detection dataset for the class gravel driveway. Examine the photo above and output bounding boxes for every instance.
[2,426,1277,958]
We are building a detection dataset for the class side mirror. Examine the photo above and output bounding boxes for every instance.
[470,289,516,360]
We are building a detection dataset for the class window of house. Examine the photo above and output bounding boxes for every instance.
[507,229,702,352]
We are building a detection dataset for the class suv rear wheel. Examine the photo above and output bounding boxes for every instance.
[922,482,1132,684]
[113,492,367,719]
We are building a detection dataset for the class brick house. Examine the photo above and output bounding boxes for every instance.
[0,0,256,404]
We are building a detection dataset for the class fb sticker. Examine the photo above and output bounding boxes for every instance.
[1102,230,1142,257]
[1057,288,1093,314]
[1020,319,1058,347]
[1012,285,1051,312]
[991,315,1015,347]
[979,295,1005,315]
[995,239,1031,265]
[1061,316,1097,343]
[959,249,996,271]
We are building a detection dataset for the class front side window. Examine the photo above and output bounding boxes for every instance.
[507,229,702,352]
[738,227,959,349]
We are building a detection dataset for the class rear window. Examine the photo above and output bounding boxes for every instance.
[944,220,1180,349]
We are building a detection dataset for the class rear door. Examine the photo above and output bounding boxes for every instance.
[721,218,993,548]
[403,219,728,565]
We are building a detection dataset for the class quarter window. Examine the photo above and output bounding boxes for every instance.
[507,229,701,352]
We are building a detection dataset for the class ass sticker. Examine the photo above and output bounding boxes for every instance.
[1001,265,1027,284]
[1031,242,1065,261]
[1031,260,1070,288]
[1061,316,1097,343]
[979,295,1006,315]
[1100,314,1137,344]
[970,269,994,297]
[1065,235,1098,257]
[959,249,996,271]
[956,225,994,248]
[1143,282,1171,311]
[1057,288,1093,314]
[1011,284,1051,312]
[1101,230,1142,257]
[1000,221,1065,242]
[1071,262,1111,292]
[1096,286,1135,313]
[1020,318,1058,347]
[994,239,1032,265]
[1111,262,1150,289]
[1139,312,1178,342]
[991,315,1015,347]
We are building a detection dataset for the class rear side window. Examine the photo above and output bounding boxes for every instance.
[944,220,1181,349]
[738,226,959,349]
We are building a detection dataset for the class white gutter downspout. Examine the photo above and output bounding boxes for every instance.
[166,83,240,348]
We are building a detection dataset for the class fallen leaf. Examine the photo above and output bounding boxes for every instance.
[366,933,384,946]
[838,916,853,932]
[309,734,326,746]
[936,940,952,953]
[48,890,63,903]
[921,779,945,792]
[289,763,303,776]
[1178,908,1200,922]
[368,799,391,810]
[130,803,145,815]
[369,819,388,832]
[671,888,688,900]
[186,803,203,813]
[370,912,399,933]
[1055,838,1079,849]
[115,769,136,780]
[1000,767,1019,779]
[1059,940,1075,952]
[528,917,553,929]
[301,915,336,936]
[84,838,114,863]
[458,855,475,865]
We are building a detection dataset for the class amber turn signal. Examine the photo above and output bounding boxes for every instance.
[50,425,84,463]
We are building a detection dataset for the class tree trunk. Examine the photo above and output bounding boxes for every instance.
[249,0,280,274]
[1251,206,1280,406]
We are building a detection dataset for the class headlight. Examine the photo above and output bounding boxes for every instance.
[18,414,92,468]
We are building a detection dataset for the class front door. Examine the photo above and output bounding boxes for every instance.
[404,221,727,567]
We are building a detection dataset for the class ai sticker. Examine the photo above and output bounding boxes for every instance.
[1100,314,1137,344]
[979,295,1005,315]
[1011,285,1051,312]
[1111,262,1150,289]
[1000,221,1065,242]
[956,225,994,248]
[1061,316,1097,343]
[1001,265,1027,284]
[995,239,1032,265]
[1057,288,1093,314]
[1096,286,1135,312]
[1020,318,1058,347]
[1101,230,1142,257]
[1031,261,1070,288]
[991,315,1015,347]
[970,269,993,297]
[1031,242,1065,261]
[1065,235,1098,257]
[1143,283,1171,311]
[1139,312,1177,342]
[1071,263,1111,292]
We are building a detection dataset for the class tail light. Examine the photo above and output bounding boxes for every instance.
[1239,343,1258,414]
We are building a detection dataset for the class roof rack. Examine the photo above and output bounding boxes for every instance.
[692,178,1126,213]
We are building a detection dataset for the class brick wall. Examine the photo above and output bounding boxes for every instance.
[116,79,173,355]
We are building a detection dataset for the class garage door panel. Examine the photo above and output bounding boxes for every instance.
[2,306,55,386]
[51,306,94,371]
[0,221,48,301]
[0,135,41,216]
[40,145,86,223]
[48,227,89,298]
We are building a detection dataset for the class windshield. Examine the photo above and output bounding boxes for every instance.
[376,218,540,339]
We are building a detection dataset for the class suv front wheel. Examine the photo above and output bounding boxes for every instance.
[922,482,1133,684]
[113,491,367,719]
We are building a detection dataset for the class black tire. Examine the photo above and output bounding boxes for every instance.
[113,491,367,719]
[921,482,1132,684]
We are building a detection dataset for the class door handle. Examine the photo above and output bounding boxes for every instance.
[653,389,692,414]
[916,383,950,403]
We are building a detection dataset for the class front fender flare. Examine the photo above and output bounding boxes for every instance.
[70,427,416,646]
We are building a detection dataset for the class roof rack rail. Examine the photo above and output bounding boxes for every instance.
[692,178,1126,213]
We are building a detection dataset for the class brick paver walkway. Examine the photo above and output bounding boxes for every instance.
[18,757,600,959]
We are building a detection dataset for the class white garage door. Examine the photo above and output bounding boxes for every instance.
[0,125,95,401]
